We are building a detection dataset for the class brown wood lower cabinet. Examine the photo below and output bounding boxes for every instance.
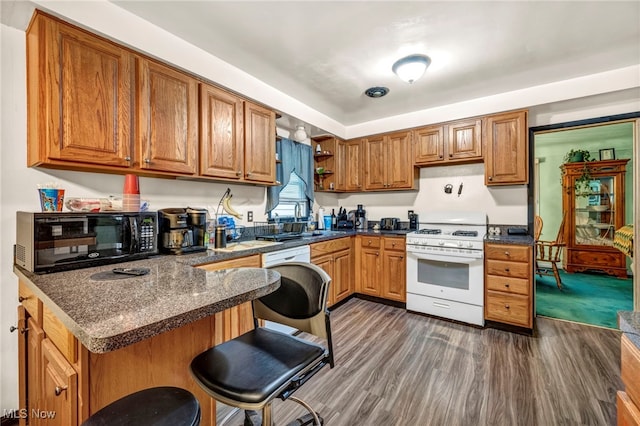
[356,235,406,302]
[484,243,533,329]
[618,334,640,426]
[16,255,263,426]
[311,237,353,306]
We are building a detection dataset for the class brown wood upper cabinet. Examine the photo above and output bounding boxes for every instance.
[337,139,364,191]
[364,130,415,190]
[27,11,135,169]
[26,11,277,185]
[200,83,244,180]
[484,110,528,185]
[244,101,276,184]
[413,118,483,166]
[137,58,198,175]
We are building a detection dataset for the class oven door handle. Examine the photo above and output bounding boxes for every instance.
[407,250,482,264]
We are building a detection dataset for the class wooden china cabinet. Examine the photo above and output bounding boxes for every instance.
[561,159,629,278]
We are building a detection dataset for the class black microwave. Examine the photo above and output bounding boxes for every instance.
[15,211,158,273]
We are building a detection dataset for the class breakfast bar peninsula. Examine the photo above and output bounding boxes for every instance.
[14,256,280,426]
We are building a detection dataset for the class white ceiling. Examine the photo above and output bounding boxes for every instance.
[107,0,640,127]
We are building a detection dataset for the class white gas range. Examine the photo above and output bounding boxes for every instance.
[406,211,487,326]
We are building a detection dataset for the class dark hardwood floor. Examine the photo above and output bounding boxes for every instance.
[220,298,623,426]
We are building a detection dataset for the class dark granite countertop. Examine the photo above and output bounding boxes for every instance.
[179,230,407,267]
[14,230,406,353]
[484,234,535,246]
[619,311,640,348]
[15,260,280,353]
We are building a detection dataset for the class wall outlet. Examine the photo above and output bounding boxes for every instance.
[247,211,253,222]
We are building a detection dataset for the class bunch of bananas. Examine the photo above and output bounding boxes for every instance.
[222,193,242,219]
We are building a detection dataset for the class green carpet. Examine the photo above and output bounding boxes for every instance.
[535,270,634,329]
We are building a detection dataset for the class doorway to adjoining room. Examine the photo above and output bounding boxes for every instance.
[532,118,636,329]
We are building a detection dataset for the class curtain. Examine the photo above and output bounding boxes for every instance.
[265,138,314,213]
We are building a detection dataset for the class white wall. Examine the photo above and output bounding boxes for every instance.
[1,3,639,412]
[315,164,527,226]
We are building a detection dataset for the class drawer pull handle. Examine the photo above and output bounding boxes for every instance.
[504,268,510,272]
[504,284,510,288]
[504,251,510,256]
[18,296,27,302]
[55,386,67,396]
[504,304,510,309]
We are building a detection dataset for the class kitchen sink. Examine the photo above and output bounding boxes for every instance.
[209,240,283,252]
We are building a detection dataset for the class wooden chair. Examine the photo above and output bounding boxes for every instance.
[535,214,566,289]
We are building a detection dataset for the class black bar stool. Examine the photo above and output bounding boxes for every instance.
[81,386,201,426]
[190,262,334,426]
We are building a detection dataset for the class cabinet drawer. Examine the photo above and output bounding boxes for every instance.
[359,236,381,249]
[311,237,351,257]
[383,237,405,251]
[485,259,530,279]
[486,275,530,296]
[485,244,530,262]
[568,249,626,268]
[19,280,42,323]
[485,291,530,327]
[622,334,640,408]
[43,305,77,363]
[198,254,261,270]
[617,391,640,426]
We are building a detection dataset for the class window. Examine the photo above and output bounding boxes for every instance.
[269,172,310,220]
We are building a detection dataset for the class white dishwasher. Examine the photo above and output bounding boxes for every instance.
[261,245,310,266]
[261,245,311,334]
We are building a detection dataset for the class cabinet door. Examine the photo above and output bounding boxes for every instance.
[30,15,134,168]
[382,249,406,302]
[199,84,244,179]
[312,254,335,307]
[360,248,381,296]
[386,131,414,189]
[137,58,198,174]
[19,309,45,426]
[414,125,445,165]
[41,339,78,426]
[448,118,482,161]
[334,140,347,191]
[333,249,353,303]
[364,135,386,190]
[244,101,276,183]
[484,110,528,185]
[344,139,364,191]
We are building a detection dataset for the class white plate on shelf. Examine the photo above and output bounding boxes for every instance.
[587,205,609,212]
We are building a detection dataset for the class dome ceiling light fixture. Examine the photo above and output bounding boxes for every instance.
[364,86,390,98]
[392,54,431,84]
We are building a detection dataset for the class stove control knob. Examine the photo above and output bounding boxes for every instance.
[457,241,463,247]
[467,242,474,248]
[438,241,445,246]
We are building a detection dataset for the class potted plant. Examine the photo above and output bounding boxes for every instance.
[560,149,594,196]
[563,149,591,163]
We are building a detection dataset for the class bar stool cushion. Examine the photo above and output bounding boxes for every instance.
[81,386,200,426]
[191,327,326,404]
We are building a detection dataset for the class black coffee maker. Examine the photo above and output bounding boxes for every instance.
[158,208,207,254]
[354,204,366,231]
